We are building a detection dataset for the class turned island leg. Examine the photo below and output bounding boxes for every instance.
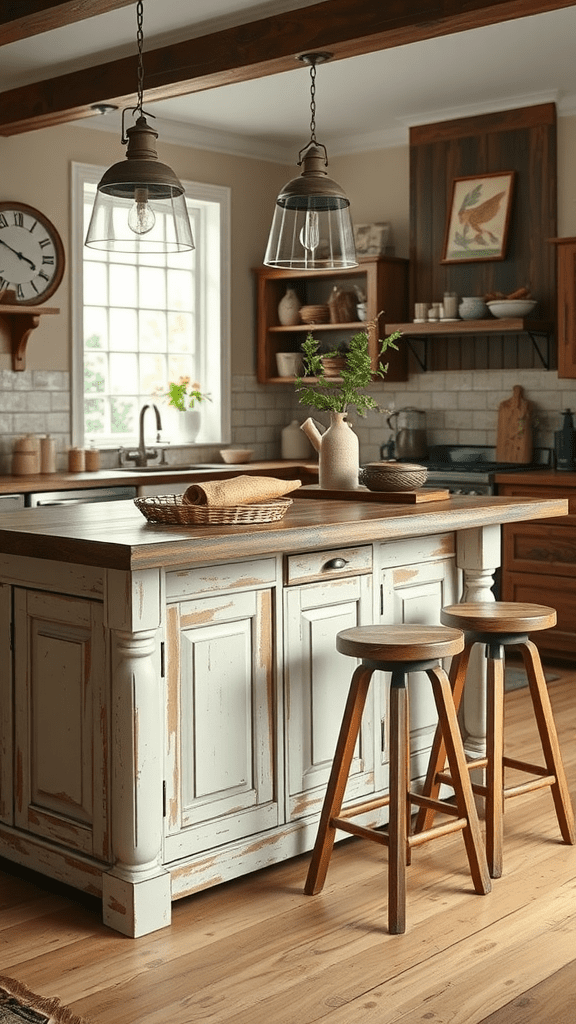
[102,569,171,937]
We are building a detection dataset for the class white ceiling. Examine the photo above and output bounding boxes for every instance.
[2,1,576,161]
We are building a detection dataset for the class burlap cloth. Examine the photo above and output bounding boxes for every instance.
[183,476,301,507]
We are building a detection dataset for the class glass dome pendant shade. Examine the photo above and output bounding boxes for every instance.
[85,114,194,253]
[264,52,357,270]
[85,0,193,254]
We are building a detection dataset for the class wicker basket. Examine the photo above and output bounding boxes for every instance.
[359,462,428,492]
[134,494,293,525]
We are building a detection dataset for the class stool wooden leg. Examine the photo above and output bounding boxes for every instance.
[388,669,409,934]
[486,644,504,878]
[304,664,373,896]
[520,640,575,845]
[427,665,491,895]
[414,643,473,834]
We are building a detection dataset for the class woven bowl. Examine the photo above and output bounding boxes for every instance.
[299,304,330,324]
[359,461,428,492]
[219,448,253,464]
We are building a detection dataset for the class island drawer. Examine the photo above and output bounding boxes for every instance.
[285,545,372,586]
[166,557,277,599]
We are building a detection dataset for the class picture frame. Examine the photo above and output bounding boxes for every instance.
[353,222,391,256]
[441,171,515,264]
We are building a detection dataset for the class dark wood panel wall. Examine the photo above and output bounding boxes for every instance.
[409,103,557,371]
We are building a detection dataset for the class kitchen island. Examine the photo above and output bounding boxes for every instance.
[0,492,567,936]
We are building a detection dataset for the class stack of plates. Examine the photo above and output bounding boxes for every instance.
[299,304,330,324]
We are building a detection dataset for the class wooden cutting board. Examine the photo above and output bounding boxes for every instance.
[495,384,533,463]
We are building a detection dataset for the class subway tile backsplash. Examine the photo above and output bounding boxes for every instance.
[1,367,575,475]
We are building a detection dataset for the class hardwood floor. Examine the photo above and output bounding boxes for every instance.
[1,661,575,1024]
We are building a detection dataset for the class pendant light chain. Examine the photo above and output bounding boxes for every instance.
[136,0,145,117]
[308,60,318,145]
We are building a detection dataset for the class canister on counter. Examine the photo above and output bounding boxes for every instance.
[12,435,40,475]
[68,447,86,472]
[85,446,101,472]
[40,435,57,473]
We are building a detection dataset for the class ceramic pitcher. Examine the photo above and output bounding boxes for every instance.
[301,412,359,489]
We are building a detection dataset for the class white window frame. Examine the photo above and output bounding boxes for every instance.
[71,161,231,448]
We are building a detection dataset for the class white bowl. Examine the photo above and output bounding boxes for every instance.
[487,299,537,319]
[220,448,253,464]
[276,352,304,377]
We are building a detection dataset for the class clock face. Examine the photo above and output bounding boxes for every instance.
[0,202,65,305]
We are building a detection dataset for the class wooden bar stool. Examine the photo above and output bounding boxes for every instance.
[415,603,575,879]
[304,624,491,934]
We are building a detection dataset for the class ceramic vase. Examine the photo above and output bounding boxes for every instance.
[277,287,302,326]
[319,412,359,490]
[162,406,201,443]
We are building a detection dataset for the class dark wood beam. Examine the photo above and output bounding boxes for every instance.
[0,1,133,46]
[0,0,574,136]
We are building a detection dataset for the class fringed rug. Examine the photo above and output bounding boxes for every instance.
[0,977,89,1024]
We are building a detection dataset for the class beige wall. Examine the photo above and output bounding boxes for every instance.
[0,123,288,374]
[2,111,576,377]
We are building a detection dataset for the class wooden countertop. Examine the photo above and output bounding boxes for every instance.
[0,494,567,572]
[0,460,318,495]
[495,469,576,486]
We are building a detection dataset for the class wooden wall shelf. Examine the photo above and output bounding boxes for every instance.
[0,295,59,371]
[385,318,554,370]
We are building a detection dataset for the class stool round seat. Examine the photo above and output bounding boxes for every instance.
[441,602,556,635]
[336,624,464,663]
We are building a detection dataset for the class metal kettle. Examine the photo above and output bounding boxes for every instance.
[385,407,428,460]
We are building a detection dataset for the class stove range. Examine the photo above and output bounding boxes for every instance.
[416,445,552,495]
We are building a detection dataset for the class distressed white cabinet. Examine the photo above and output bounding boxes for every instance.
[12,587,109,859]
[378,534,460,782]
[283,546,376,821]
[163,559,279,864]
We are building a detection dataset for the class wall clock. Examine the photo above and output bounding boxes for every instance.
[0,201,65,306]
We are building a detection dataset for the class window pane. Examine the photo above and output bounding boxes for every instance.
[84,262,107,304]
[139,267,166,308]
[140,310,167,352]
[167,268,194,310]
[140,353,165,394]
[110,353,138,393]
[109,308,138,350]
[84,307,108,349]
[85,397,106,435]
[85,352,108,393]
[109,264,137,306]
[168,311,194,353]
[110,396,137,435]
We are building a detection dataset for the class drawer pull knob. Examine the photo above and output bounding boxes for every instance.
[323,557,349,571]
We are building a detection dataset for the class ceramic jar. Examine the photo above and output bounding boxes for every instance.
[319,412,359,490]
[458,296,488,320]
[277,287,302,326]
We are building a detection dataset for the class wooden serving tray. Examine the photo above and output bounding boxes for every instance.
[297,485,450,503]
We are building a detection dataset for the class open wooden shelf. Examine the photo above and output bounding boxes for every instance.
[0,293,59,371]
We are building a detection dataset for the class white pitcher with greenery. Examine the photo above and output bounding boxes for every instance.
[295,317,401,489]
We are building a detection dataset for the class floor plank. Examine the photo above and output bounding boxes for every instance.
[1,665,574,1024]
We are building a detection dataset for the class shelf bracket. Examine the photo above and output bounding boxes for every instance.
[0,289,59,371]
[405,335,428,371]
[525,330,551,370]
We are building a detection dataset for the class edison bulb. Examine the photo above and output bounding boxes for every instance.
[299,210,320,254]
[128,187,156,235]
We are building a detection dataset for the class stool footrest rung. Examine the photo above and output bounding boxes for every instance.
[409,793,461,817]
[336,795,390,820]
[504,775,556,799]
[503,755,551,777]
[330,818,389,846]
[437,770,488,799]
[409,817,467,848]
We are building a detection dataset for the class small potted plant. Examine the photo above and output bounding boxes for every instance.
[295,314,402,489]
[157,376,211,443]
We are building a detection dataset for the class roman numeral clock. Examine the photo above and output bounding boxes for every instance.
[0,201,64,370]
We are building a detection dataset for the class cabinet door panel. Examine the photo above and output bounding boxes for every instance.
[164,588,278,861]
[0,583,12,823]
[502,571,576,656]
[284,574,374,820]
[13,588,108,858]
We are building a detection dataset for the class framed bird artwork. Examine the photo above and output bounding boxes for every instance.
[441,171,515,263]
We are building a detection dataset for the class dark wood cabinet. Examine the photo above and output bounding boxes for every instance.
[551,238,576,378]
[253,256,408,384]
[498,474,576,658]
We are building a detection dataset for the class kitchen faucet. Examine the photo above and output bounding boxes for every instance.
[119,403,164,468]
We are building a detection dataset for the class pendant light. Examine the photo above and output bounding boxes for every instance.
[85,0,194,253]
[264,53,357,270]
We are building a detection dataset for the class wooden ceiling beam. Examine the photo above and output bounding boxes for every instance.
[0,1,134,46]
[0,0,573,136]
